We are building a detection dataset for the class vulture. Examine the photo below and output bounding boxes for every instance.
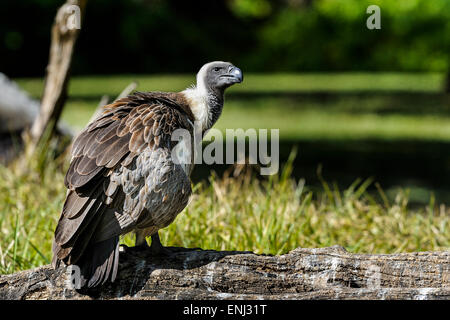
[52,61,243,289]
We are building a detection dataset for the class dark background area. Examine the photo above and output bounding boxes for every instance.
[1,0,449,77]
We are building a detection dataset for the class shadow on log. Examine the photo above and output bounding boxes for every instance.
[0,246,448,300]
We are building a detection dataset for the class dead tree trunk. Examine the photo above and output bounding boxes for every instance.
[0,246,448,300]
[29,0,86,150]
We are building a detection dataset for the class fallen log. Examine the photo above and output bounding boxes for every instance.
[0,246,448,300]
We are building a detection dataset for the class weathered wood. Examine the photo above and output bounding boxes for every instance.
[0,246,448,300]
[29,0,86,149]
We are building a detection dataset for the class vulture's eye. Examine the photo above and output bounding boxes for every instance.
[213,67,221,72]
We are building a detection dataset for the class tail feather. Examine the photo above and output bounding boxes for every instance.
[53,186,122,289]
[77,236,120,288]
[63,205,106,265]
[54,189,103,250]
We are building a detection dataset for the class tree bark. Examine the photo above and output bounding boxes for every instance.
[29,0,86,149]
[0,246,448,300]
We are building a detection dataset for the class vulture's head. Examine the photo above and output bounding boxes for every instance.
[183,61,243,130]
[196,61,243,94]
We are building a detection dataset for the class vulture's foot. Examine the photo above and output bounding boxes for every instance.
[133,232,172,256]
[148,233,172,256]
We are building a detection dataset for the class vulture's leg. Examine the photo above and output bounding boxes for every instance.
[135,230,148,248]
[149,233,172,256]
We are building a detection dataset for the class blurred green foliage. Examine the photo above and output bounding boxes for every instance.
[253,0,450,72]
[1,0,448,76]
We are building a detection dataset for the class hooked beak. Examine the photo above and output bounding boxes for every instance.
[220,66,243,84]
[229,66,243,83]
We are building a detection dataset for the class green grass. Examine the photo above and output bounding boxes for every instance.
[0,149,448,274]
[0,155,65,274]
[15,73,450,140]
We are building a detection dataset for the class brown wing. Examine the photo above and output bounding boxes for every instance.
[53,92,194,288]
[64,92,193,191]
